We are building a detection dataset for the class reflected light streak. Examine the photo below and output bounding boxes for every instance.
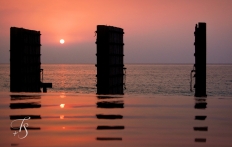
[60,104,65,108]
[60,115,64,119]
[60,93,66,98]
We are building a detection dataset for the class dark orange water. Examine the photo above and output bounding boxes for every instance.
[0,92,232,147]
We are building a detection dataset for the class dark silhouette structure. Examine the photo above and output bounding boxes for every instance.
[10,27,52,92]
[192,23,207,97]
[95,25,126,94]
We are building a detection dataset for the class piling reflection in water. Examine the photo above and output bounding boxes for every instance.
[97,95,123,99]
[10,115,41,119]
[194,98,207,143]
[96,114,123,119]
[11,143,19,146]
[96,101,124,108]
[97,126,124,130]
[195,116,207,120]
[10,95,41,101]
[10,102,41,109]
[96,137,122,141]
[11,126,40,130]
[10,95,41,109]
[195,138,207,143]
[96,95,124,141]
[9,95,41,133]
[194,127,208,131]
[194,98,207,109]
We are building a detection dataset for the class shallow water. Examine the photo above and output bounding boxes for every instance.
[0,93,232,147]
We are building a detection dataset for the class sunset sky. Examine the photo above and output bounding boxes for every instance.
[0,0,232,63]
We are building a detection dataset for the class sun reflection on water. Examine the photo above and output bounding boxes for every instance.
[60,93,66,98]
[60,104,65,108]
[60,115,64,119]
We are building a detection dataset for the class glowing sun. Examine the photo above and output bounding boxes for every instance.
[60,39,65,44]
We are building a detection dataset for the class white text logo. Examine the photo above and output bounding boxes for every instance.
[11,117,30,139]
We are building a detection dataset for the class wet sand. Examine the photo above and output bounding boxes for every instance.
[0,92,232,147]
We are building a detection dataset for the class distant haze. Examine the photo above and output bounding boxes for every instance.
[0,0,232,64]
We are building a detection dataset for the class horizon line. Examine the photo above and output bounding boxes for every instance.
[0,63,232,65]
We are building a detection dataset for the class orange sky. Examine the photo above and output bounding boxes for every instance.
[0,0,232,63]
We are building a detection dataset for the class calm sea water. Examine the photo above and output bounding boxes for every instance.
[1,93,232,147]
[0,64,232,97]
[1,64,232,147]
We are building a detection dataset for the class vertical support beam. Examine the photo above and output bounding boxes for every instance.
[43,87,47,93]
[194,23,207,97]
[10,27,52,92]
[95,25,125,94]
[10,27,41,92]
